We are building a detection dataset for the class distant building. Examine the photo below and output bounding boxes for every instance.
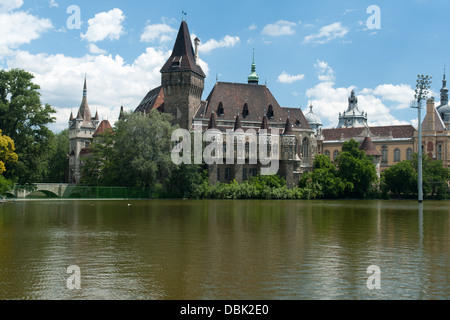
[337,90,368,128]
[415,72,450,167]
[307,90,416,171]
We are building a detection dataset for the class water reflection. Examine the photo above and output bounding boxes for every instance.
[0,200,448,300]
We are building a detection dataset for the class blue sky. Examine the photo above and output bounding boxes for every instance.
[1,0,449,132]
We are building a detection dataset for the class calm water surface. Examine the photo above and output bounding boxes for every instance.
[0,199,448,300]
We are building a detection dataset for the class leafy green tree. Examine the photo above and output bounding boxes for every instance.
[336,139,377,198]
[0,68,56,184]
[81,110,182,193]
[43,129,69,183]
[382,160,417,196]
[299,154,349,198]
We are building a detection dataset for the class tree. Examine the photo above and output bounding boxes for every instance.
[80,110,181,192]
[43,129,69,183]
[299,154,350,199]
[336,139,377,198]
[382,160,417,196]
[0,69,56,184]
[0,129,18,194]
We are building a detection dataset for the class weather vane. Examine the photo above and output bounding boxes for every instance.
[182,11,187,21]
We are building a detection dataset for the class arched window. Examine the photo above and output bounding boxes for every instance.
[267,105,274,119]
[325,150,330,159]
[217,102,224,116]
[302,138,309,159]
[394,148,400,162]
[427,141,434,152]
[381,146,388,163]
[406,148,413,160]
[333,150,339,161]
[242,103,249,118]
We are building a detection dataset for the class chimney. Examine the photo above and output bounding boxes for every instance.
[426,97,436,131]
[194,37,200,65]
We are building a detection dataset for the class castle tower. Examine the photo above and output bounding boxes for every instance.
[160,20,206,130]
[68,77,99,184]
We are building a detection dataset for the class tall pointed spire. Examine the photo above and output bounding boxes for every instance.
[77,75,92,122]
[440,67,449,107]
[83,75,87,98]
[160,20,205,78]
[247,49,259,85]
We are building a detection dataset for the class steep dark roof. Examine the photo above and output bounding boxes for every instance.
[207,111,217,129]
[322,125,416,141]
[359,136,381,156]
[160,21,206,78]
[135,86,165,114]
[283,117,294,135]
[196,82,310,131]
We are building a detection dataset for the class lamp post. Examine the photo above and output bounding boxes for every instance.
[413,74,432,202]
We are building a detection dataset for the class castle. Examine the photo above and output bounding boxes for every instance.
[134,20,315,187]
[69,19,450,186]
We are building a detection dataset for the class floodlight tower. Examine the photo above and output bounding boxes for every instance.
[412,74,432,202]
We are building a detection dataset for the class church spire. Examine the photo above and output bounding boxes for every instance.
[247,49,259,85]
[441,67,449,107]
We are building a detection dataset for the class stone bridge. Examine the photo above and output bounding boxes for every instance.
[11,183,70,198]
[7,184,150,199]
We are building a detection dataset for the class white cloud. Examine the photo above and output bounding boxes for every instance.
[140,22,177,43]
[6,48,170,132]
[88,43,107,55]
[197,35,240,54]
[277,71,305,84]
[0,11,53,58]
[370,84,415,110]
[304,22,349,44]
[306,82,409,127]
[314,60,335,82]
[261,20,296,37]
[81,8,125,43]
[6,45,210,132]
[0,0,23,12]
[248,23,257,31]
[49,0,58,8]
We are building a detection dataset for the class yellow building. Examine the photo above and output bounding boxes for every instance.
[320,125,416,170]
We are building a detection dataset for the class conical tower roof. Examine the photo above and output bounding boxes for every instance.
[282,117,294,135]
[208,110,217,129]
[359,136,381,156]
[160,21,206,78]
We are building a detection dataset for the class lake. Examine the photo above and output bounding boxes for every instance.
[0,199,448,300]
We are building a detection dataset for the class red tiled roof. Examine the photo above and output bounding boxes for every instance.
[359,136,381,156]
[322,125,416,141]
[93,120,113,137]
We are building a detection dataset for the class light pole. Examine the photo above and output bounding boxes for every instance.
[413,74,432,202]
